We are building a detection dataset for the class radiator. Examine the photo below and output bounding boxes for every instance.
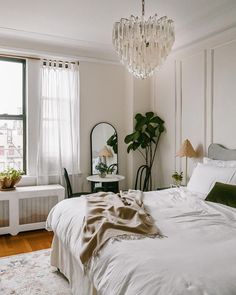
[0,196,57,226]
[19,196,58,224]
[0,185,65,235]
[0,200,9,227]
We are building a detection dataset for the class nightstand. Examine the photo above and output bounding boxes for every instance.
[87,174,125,193]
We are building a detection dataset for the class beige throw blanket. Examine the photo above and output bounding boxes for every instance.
[80,190,160,265]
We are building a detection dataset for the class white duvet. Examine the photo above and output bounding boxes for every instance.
[46,188,236,295]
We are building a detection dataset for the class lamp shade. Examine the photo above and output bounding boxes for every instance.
[176,139,196,158]
[99,146,113,158]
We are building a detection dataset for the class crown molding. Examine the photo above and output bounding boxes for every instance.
[0,26,120,64]
[172,24,236,59]
[174,1,236,50]
[1,2,236,65]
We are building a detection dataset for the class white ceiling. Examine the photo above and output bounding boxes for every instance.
[0,0,236,59]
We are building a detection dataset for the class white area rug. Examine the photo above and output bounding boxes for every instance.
[0,249,72,295]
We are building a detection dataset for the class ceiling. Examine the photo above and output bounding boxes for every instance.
[0,0,236,60]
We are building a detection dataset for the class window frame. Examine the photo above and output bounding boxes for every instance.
[0,56,26,173]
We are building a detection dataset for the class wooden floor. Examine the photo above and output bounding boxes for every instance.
[0,229,53,257]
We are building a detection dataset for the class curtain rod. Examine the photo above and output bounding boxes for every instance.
[0,53,79,65]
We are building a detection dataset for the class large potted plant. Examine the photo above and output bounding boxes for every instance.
[124,112,165,191]
[0,168,23,191]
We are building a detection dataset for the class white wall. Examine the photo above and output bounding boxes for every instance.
[154,27,236,187]
[18,58,151,190]
[79,61,152,191]
[79,61,127,191]
[125,77,152,189]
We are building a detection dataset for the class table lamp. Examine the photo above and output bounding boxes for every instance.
[99,146,113,164]
[176,139,197,185]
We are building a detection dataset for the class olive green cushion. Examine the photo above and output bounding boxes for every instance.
[205,182,236,208]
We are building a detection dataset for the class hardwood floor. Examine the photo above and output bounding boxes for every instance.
[0,229,53,257]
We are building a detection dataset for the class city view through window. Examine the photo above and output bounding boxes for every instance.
[0,58,25,172]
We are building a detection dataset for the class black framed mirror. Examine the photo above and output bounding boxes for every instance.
[90,122,118,175]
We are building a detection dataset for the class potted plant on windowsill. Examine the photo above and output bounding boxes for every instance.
[95,162,108,178]
[0,168,23,191]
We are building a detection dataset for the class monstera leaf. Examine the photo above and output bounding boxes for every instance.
[125,112,164,153]
[107,132,118,154]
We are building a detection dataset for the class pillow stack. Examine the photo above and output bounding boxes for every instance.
[187,159,236,195]
[203,157,236,168]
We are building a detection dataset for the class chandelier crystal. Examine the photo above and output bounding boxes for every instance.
[112,0,175,79]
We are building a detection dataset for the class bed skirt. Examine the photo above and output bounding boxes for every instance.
[51,235,97,295]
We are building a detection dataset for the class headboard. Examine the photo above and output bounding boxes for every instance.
[208,143,236,161]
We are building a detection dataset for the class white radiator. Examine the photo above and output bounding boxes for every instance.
[19,196,58,224]
[0,200,9,227]
[0,185,65,235]
[0,197,58,226]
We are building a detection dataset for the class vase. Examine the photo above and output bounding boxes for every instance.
[0,176,21,191]
[172,179,181,187]
[99,173,106,178]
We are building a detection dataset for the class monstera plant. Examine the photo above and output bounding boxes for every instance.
[125,112,165,191]
[107,132,117,154]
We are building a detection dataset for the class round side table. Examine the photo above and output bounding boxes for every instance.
[87,174,125,193]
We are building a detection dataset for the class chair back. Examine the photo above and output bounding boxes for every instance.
[107,163,118,174]
[63,168,73,197]
[135,165,149,191]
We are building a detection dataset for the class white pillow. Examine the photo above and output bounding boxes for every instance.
[203,157,236,168]
[187,163,236,195]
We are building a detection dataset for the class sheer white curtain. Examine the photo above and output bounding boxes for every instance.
[37,60,80,187]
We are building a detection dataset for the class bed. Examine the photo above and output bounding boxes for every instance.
[46,144,236,295]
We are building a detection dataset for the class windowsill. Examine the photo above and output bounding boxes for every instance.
[17,173,83,187]
[17,175,37,187]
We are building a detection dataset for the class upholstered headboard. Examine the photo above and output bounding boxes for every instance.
[208,144,236,161]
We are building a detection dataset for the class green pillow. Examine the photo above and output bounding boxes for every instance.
[206,182,236,208]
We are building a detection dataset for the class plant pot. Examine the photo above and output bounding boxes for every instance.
[99,173,107,178]
[0,176,22,191]
[172,179,182,187]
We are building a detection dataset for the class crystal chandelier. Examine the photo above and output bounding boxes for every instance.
[112,0,175,79]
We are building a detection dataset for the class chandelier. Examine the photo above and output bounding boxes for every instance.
[112,0,175,79]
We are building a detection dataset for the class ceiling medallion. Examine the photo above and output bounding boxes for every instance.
[112,0,175,79]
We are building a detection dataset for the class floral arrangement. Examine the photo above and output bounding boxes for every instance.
[0,168,24,190]
[95,162,108,178]
[107,164,117,174]
[171,171,183,186]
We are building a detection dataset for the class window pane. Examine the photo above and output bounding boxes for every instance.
[0,120,24,171]
[0,60,23,115]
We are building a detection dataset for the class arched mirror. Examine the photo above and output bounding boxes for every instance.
[90,122,118,175]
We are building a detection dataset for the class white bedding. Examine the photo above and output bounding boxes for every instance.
[46,188,236,295]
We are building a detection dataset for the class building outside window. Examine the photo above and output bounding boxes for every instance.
[0,57,26,172]
[0,162,4,171]
[0,145,4,156]
[8,145,15,156]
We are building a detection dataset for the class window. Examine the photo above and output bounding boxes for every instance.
[0,162,4,171]
[8,145,15,156]
[0,57,26,172]
[0,146,4,156]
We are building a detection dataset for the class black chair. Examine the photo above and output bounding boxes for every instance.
[135,165,150,191]
[107,163,118,174]
[63,168,91,198]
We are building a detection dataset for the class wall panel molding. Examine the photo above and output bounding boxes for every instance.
[174,60,183,172]
[174,51,207,177]
[211,39,236,148]
[155,30,236,186]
